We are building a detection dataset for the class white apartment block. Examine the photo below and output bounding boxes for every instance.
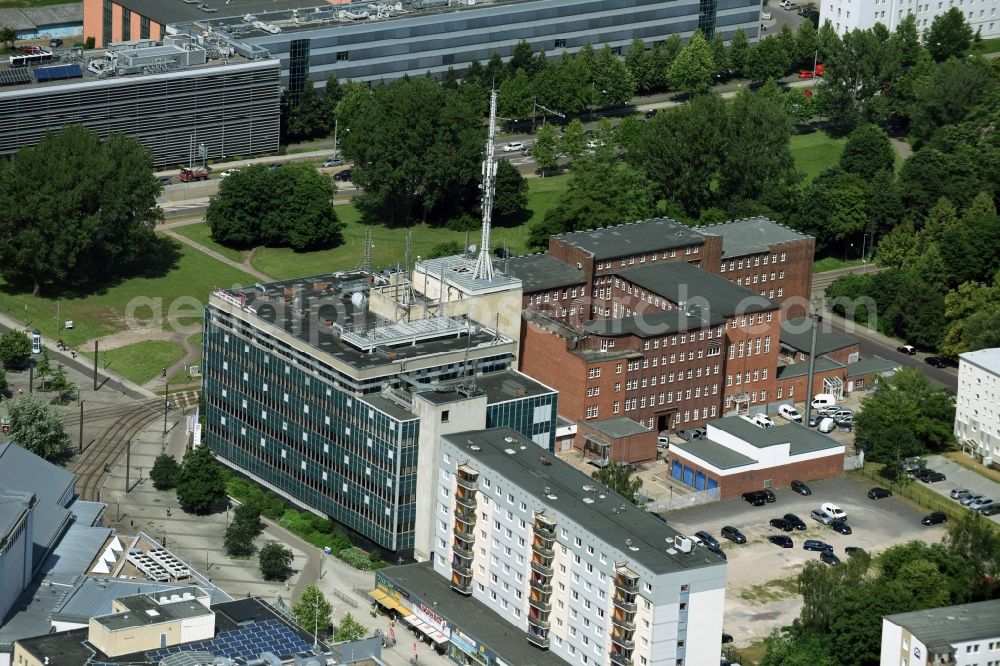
[880,599,1000,666]
[432,428,727,666]
[821,0,1000,38]
[955,348,1000,465]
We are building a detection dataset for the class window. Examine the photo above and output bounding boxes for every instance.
[554,38,567,48]
[441,410,450,422]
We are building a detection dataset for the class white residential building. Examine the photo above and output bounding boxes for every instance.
[955,348,1000,465]
[880,599,1000,665]
[432,428,727,666]
[820,0,1000,38]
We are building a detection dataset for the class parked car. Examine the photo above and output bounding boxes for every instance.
[812,394,837,409]
[49,38,63,48]
[820,550,842,565]
[897,344,917,355]
[836,415,854,429]
[721,526,746,544]
[980,505,1000,516]
[708,545,727,560]
[868,487,892,500]
[783,513,807,530]
[657,433,669,450]
[810,508,833,525]
[502,141,523,153]
[832,408,853,421]
[722,632,734,644]
[925,356,949,368]
[322,157,344,167]
[157,175,173,185]
[960,493,984,507]
[922,512,948,525]
[768,535,793,548]
[750,413,775,428]
[808,414,822,427]
[769,518,795,532]
[742,490,767,506]
[818,417,836,433]
[845,546,866,557]
[969,497,994,511]
[760,10,772,19]
[917,469,946,483]
[817,405,841,417]
[798,70,814,79]
[694,530,720,549]
[644,109,658,119]
[790,480,812,496]
[830,520,852,535]
[778,404,802,422]
[334,169,353,182]
[762,488,776,503]
[950,488,972,500]
[219,168,239,178]
[803,539,832,552]
[822,503,847,520]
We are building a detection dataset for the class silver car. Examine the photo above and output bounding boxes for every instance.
[969,497,994,511]
[950,488,971,500]
[960,494,984,507]
[810,509,833,525]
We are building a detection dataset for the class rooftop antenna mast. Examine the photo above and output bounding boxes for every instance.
[472,89,498,282]
[360,226,373,273]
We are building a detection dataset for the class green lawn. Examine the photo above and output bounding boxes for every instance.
[790,132,847,182]
[0,237,256,348]
[971,37,1000,55]
[813,257,865,273]
[171,223,245,263]
[83,340,187,386]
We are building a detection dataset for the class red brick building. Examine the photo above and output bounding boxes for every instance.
[575,417,657,465]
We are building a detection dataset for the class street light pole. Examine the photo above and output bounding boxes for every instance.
[78,400,84,453]
[332,117,339,156]
[163,383,169,435]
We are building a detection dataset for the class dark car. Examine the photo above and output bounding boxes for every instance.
[762,489,776,503]
[917,469,946,483]
[742,491,767,506]
[897,344,917,355]
[645,109,658,119]
[268,162,284,170]
[721,526,747,544]
[783,513,807,530]
[820,550,841,565]
[333,169,352,182]
[768,534,793,548]
[694,530,720,549]
[803,539,832,552]
[790,480,812,496]
[925,356,949,368]
[980,505,1000,517]
[808,414,822,427]
[722,632,734,644]
[830,520,852,535]
[157,175,173,185]
[769,518,795,532]
[50,38,63,48]
[708,545,727,560]
[868,487,892,500]
[845,546,866,557]
[921,512,948,525]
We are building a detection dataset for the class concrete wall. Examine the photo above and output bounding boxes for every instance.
[89,617,185,657]
[0,507,33,624]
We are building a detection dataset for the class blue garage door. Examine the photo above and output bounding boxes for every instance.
[707,478,719,491]
[672,461,682,480]
[683,466,694,485]
[695,472,706,490]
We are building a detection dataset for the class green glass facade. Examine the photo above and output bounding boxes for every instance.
[487,397,556,451]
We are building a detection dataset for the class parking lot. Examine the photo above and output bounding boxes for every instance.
[920,455,1000,525]
[661,474,949,646]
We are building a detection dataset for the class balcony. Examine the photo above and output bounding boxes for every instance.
[529,576,552,593]
[528,596,551,612]
[610,632,635,650]
[528,615,551,630]
[609,651,632,666]
[527,632,550,649]
[530,560,553,577]
[451,560,472,577]
[451,571,472,596]
[454,508,476,525]
[611,616,636,632]
[455,492,477,510]
[612,596,637,613]
[452,541,474,559]
[453,527,476,544]
[532,523,556,538]
[531,540,554,558]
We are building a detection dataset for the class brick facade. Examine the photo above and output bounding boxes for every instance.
[575,421,657,464]
[667,452,845,499]
[774,365,849,404]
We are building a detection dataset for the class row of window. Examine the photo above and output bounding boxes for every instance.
[727,336,772,359]
[719,252,787,273]
[726,368,769,385]
[594,246,700,271]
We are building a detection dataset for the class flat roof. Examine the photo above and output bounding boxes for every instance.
[710,416,842,455]
[694,217,812,258]
[776,355,845,379]
[382,562,577,666]
[959,347,1000,376]
[415,254,521,296]
[54,580,228,624]
[0,3,80,31]
[585,417,650,439]
[886,599,1000,648]
[617,260,779,318]
[670,438,757,470]
[14,627,93,665]
[444,428,725,574]
[504,253,587,293]
[780,317,859,355]
[93,593,212,631]
[554,218,705,260]
[846,355,901,377]
[583,307,726,338]
[411,369,554,407]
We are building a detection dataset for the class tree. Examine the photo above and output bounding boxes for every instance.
[508,40,535,77]
[792,167,870,252]
[494,159,528,223]
[624,38,658,94]
[817,26,903,132]
[875,222,921,269]
[592,44,636,109]
[668,32,714,94]
[0,25,17,50]
[591,464,643,503]
[908,57,996,142]
[898,147,986,221]
[46,364,72,393]
[333,613,367,642]
[294,586,334,638]
[35,348,51,385]
[258,542,294,581]
[0,126,161,295]
[150,453,180,490]
[560,119,588,165]
[532,123,560,172]
[0,330,32,368]
[946,511,1000,596]
[839,124,895,179]
[709,33,730,78]
[925,7,974,62]
[175,445,228,514]
[745,37,790,82]
[498,68,533,120]
[427,241,463,258]
[962,308,1000,353]
[284,80,332,142]
[7,394,71,461]
[894,13,922,68]
[613,115,644,155]
[759,629,836,666]
[794,20,819,69]
[0,366,7,394]
[224,502,262,557]
[729,28,750,76]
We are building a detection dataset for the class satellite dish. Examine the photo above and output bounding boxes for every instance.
[350,292,366,308]
[468,244,477,254]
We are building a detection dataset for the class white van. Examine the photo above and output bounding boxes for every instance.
[818,417,836,433]
[811,394,836,409]
[777,404,802,422]
[821,502,847,520]
[749,413,775,428]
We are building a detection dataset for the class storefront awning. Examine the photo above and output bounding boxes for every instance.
[369,588,411,616]
[404,614,450,643]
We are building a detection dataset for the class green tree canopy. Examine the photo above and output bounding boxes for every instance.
[176,445,228,514]
[592,44,636,107]
[668,31,714,94]
[560,119,589,165]
[745,37,791,83]
[793,167,870,252]
[7,394,71,461]
[0,330,32,369]
[728,28,750,76]
[0,125,161,295]
[908,57,996,143]
[283,79,333,142]
[294,586,334,638]
[493,159,528,224]
[333,613,367,642]
[150,454,180,490]
[839,124,895,179]
[591,464,643,504]
[817,25,902,132]
[531,123,560,172]
[258,542,294,581]
[925,7,974,61]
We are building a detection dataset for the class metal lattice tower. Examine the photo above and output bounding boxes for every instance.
[472,89,498,282]
[360,226,374,273]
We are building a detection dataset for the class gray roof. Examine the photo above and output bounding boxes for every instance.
[68,500,106,527]
[585,417,651,439]
[554,218,705,260]
[13,627,93,665]
[412,370,555,406]
[0,443,76,570]
[780,317,858,356]
[502,253,587,293]
[443,428,724,574]
[776,355,845,379]
[54,579,231,624]
[583,307,726,338]
[670,437,757,470]
[618,261,779,318]
[846,355,901,377]
[0,3,80,30]
[694,217,812,258]
[382,562,569,666]
[93,591,212,631]
[886,599,1000,648]
[0,491,32,542]
[37,523,112,580]
[709,416,842,455]
[958,347,1000,376]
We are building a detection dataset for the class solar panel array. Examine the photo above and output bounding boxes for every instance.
[144,618,313,662]
[0,69,32,87]
[34,64,83,83]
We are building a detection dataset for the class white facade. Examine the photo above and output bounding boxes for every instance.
[880,600,1000,666]
[433,430,727,666]
[821,0,1000,37]
[0,496,34,624]
[954,348,1000,465]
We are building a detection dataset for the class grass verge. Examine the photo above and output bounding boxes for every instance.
[738,576,800,605]
[82,340,186,386]
[171,223,245,263]
[813,257,865,273]
[789,131,846,182]
[941,452,1000,485]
